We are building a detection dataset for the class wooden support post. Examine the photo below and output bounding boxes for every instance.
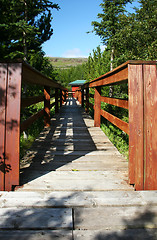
[129,63,157,190]
[128,64,144,190]
[44,86,50,127]
[79,90,82,105]
[64,91,67,102]
[5,63,22,191]
[81,88,84,108]
[85,87,89,113]
[143,64,157,190]
[94,87,101,127]
[60,89,62,108]
[55,88,59,114]
[62,90,64,104]
[0,63,8,191]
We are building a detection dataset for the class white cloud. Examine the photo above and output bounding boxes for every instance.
[62,48,87,58]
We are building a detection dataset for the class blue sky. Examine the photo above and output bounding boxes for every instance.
[43,0,140,58]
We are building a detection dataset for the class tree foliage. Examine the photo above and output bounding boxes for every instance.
[91,0,132,48]
[90,0,157,69]
[0,0,59,60]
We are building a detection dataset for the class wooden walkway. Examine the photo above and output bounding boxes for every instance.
[0,98,157,239]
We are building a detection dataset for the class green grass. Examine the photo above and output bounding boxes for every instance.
[88,100,129,160]
[101,121,129,160]
[49,57,88,69]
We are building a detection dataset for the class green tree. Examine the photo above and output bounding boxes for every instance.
[0,0,59,60]
[91,0,132,70]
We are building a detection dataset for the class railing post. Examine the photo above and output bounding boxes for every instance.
[143,64,157,190]
[85,87,89,113]
[81,88,84,108]
[79,90,82,105]
[60,89,62,108]
[0,63,22,191]
[94,87,101,127]
[44,86,50,127]
[128,62,157,190]
[55,88,59,114]
[128,64,144,190]
[0,63,7,191]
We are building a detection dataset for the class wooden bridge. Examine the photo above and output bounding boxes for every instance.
[0,60,157,239]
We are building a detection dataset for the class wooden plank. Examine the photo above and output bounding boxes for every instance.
[0,208,72,230]
[101,96,128,109]
[60,89,62,108]
[0,63,7,191]
[89,102,94,109]
[74,229,157,240]
[101,109,129,134]
[89,93,94,98]
[144,64,157,190]
[1,191,157,208]
[0,230,73,240]
[89,67,128,88]
[74,206,157,230]
[5,63,22,191]
[82,61,156,89]
[21,96,44,108]
[44,86,50,127]
[50,102,55,109]
[22,63,65,89]
[20,109,44,132]
[128,64,144,189]
[85,87,89,113]
[94,87,101,127]
[81,89,84,108]
[55,88,59,114]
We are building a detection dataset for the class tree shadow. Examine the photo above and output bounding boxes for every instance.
[93,206,157,240]
[73,204,157,240]
[0,194,157,239]
[0,191,77,239]
[19,98,97,185]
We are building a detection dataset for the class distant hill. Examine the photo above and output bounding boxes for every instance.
[49,57,88,69]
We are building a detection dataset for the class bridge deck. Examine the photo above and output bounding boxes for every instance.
[19,97,132,191]
[0,98,157,239]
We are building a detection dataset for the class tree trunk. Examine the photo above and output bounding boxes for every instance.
[109,47,114,97]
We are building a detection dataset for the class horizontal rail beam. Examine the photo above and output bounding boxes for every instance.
[101,96,128,109]
[20,109,44,132]
[21,96,44,108]
[89,93,94,98]
[22,62,67,90]
[89,68,128,88]
[89,102,94,109]
[101,109,129,135]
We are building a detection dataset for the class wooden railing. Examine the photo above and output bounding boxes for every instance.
[75,60,157,191]
[0,61,67,191]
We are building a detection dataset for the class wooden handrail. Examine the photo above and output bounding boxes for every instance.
[0,61,68,191]
[76,60,157,191]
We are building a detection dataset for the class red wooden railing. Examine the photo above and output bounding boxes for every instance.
[0,61,67,191]
[75,60,157,191]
